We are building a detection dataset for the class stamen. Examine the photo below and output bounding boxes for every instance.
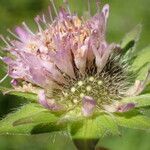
[0,74,8,84]
[78,81,83,86]
[0,35,10,47]
[86,86,92,91]
[50,0,58,16]
[96,0,101,12]
[48,6,53,22]
[88,0,91,16]
[71,87,76,93]
[80,93,85,98]
[63,0,71,14]
[89,76,94,82]
[22,22,34,35]
[73,98,78,104]
[35,16,43,33]
[42,14,47,24]
[6,36,11,41]
[98,80,103,85]
[62,92,68,97]
[7,29,20,40]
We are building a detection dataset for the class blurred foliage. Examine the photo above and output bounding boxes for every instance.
[0,0,150,149]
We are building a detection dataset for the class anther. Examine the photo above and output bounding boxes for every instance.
[98,80,103,85]
[71,87,76,93]
[73,99,78,104]
[86,86,92,91]
[89,76,94,82]
[78,81,83,86]
[50,0,58,16]
[63,92,68,97]
[80,93,85,98]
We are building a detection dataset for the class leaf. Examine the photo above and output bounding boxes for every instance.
[121,94,150,107]
[70,114,119,139]
[0,103,63,135]
[142,83,150,94]
[121,24,142,50]
[115,111,150,130]
[120,24,142,62]
[0,86,37,102]
[131,46,150,80]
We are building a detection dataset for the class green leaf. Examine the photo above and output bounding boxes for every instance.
[115,111,150,130]
[121,24,142,50]
[0,86,37,102]
[131,46,150,80]
[121,94,150,107]
[70,114,119,139]
[132,46,150,68]
[0,103,63,135]
[142,83,150,94]
[119,25,142,67]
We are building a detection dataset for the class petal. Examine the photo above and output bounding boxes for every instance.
[38,90,48,108]
[116,103,136,112]
[82,96,96,117]
[15,27,30,42]
[73,45,88,75]
[126,71,150,96]
[49,49,75,78]
[102,4,110,23]
[11,79,19,86]
[92,43,116,73]
[38,90,63,111]
[104,102,136,113]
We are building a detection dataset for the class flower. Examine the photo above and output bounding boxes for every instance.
[0,0,150,143]
[0,1,149,117]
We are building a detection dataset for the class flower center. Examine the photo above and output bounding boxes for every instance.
[51,54,134,111]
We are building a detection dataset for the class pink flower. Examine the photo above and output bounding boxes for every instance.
[0,1,149,117]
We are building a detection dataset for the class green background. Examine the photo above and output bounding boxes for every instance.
[0,0,150,149]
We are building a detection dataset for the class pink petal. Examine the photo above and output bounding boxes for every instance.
[38,90,63,111]
[15,27,30,42]
[117,103,136,112]
[82,96,96,117]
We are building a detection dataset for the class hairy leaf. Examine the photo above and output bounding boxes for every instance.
[121,24,142,50]
[115,111,150,130]
[120,24,142,58]
[131,46,150,80]
[121,94,150,107]
[0,103,62,135]
[0,86,37,102]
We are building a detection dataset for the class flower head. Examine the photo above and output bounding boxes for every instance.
[0,1,149,118]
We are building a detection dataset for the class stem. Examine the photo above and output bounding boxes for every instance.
[73,139,109,150]
[73,139,98,150]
